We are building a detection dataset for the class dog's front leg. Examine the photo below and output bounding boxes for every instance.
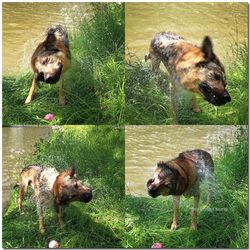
[191,95,201,113]
[171,195,180,230]
[191,195,200,230]
[54,199,64,227]
[58,76,66,106]
[25,74,38,104]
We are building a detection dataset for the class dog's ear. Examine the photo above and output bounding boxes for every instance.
[201,36,214,60]
[68,167,76,178]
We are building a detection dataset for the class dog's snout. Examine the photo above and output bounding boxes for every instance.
[82,189,92,203]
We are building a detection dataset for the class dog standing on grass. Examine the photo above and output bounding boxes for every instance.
[147,149,214,230]
[25,24,71,106]
[17,166,92,234]
[147,32,231,114]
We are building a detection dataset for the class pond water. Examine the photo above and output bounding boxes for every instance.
[3,126,52,211]
[125,125,243,196]
[3,3,90,75]
[125,3,248,64]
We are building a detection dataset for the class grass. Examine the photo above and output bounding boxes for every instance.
[3,3,125,126]
[3,126,125,248]
[125,45,248,125]
[124,127,248,248]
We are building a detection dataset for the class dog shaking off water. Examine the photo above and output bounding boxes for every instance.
[147,149,214,230]
[25,24,71,105]
[147,32,231,113]
[17,166,92,234]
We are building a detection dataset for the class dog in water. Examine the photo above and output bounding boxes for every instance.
[25,24,71,105]
[147,149,214,230]
[147,32,231,114]
[17,166,92,234]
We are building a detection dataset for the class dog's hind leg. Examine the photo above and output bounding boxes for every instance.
[169,82,177,123]
[58,77,66,106]
[191,194,200,230]
[34,185,45,234]
[171,195,180,230]
[25,74,37,104]
[17,183,28,214]
[149,50,161,87]
[191,95,201,113]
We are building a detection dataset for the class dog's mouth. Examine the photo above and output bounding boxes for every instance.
[199,82,231,106]
[147,179,160,198]
[38,68,62,84]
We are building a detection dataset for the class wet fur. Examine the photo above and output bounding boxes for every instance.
[147,149,214,230]
[17,165,92,234]
[25,24,71,105]
[148,32,231,115]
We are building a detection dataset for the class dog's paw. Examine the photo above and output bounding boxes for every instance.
[192,107,202,113]
[40,227,45,234]
[191,222,198,230]
[24,99,32,104]
[170,222,179,230]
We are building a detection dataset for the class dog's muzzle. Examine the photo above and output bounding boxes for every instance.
[147,179,159,198]
[81,190,92,203]
[199,82,231,106]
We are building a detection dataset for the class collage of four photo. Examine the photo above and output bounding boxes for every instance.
[2,2,248,248]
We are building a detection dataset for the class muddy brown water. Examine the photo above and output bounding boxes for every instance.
[125,125,243,196]
[125,3,248,64]
[3,3,90,76]
[3,126,52,211]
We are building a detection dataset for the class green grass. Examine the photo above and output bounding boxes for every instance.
[3,3,125,126]
[3,126,125,248]
[124,128,248,248]
[125,45,248,125]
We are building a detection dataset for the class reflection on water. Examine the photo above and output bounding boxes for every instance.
[125,125,242,196]
[3,126,52,211]
[3,3,89,75]
[125,3,248,64]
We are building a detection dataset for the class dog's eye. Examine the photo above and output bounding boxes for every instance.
[74,183,78,188]
[214,73,221,81]
[42,58,48,65]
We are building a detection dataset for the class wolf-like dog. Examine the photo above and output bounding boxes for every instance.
[147,149,214,230]
[147,32,231,113]
[17,166,92,234]
[25,24,71,105]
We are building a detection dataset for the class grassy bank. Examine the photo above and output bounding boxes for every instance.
[125,45,248,125]
[3,3,124,126]
[3,126,125,248]
[124,128,248,248]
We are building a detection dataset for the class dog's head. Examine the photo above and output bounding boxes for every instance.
[196,36,231,106]
[147,162,177,198]
[181,36,231,106]
[53,167,92,205]
[35,53,63,84]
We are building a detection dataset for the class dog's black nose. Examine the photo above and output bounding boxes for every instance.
[223,92,231,102]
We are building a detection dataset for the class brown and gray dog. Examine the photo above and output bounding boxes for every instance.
[25,24,71,105]
[17,165,92,234]
[147,149,214,230]
[147,32,231,113]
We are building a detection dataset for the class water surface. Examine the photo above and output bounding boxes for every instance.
[125,3,248,64]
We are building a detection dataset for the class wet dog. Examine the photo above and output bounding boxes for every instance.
[25,24,71,105]
[147,149,214,230]
[147,32,231,113]
[17,166,92,234]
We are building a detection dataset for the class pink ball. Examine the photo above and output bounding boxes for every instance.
[48,240,59,248]
[151,242,164,248]
[44,113,54,121]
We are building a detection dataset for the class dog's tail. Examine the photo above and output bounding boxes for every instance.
[145,54,151,62]
[46,24,69,47]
